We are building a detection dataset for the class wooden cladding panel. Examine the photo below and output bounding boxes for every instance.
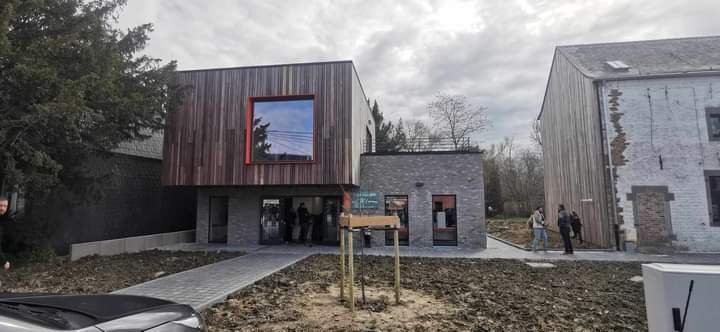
[540,52,612,248]
[162,62,354,186]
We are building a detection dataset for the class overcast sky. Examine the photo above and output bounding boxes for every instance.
[118,0,720,147]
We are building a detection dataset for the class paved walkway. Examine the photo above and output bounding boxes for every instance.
[111,252,308,310]
[159,237,720,264]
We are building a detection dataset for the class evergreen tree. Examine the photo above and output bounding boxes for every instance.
[0,0,179,195]
[370,100,397,152]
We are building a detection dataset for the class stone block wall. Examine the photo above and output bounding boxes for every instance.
[196,186,343,245]
[602,76,720,252]
[359,152,485,249]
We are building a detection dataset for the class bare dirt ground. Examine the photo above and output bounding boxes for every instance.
[487,218,602,250]
[0,249,242,294]
[204,255,647,331]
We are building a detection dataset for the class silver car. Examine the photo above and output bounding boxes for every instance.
[0,293,206,331]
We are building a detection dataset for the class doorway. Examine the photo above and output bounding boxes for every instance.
[385,195,409,246]
[259,196,342,245]
[209,196,228,243]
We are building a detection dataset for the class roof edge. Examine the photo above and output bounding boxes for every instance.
[177,60,354,73]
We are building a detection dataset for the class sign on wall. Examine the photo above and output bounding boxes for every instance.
[352,192,379,210]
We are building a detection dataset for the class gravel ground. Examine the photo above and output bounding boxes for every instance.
[0,249,242,294]
[204,255,647,332]
[487,218,602,250]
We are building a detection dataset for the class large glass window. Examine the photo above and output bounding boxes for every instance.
[250,97,314,162]
[432,195,457,246]
[385,195,409,246]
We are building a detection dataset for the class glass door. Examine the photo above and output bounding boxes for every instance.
[260,198,284,245]
[432,195,458,246]
[209,196,228,243]
[322,197,341,245]
[385,195,409,246]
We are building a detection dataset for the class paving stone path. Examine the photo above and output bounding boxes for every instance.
[112,252,308,310]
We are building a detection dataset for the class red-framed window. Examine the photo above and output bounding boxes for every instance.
[245,95,316,164]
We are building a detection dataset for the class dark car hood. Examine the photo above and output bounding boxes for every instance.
[0,293,176,322]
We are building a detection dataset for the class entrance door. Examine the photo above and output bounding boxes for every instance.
[322,197,341,245]
[385,195,409,246]
[209,196,228,243]
[260,198,284,245]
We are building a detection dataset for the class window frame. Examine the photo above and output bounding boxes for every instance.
[245,95,317,165]
[705,171,720,227]
[384,195,409,246]
[705,107,720,142]
[431,194,458,246]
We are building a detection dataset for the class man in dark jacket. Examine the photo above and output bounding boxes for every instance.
[571,211,583,244]
[284,208,297,243]
[297,203,310,245]
[0,196,13,270]
[557,204,573,254]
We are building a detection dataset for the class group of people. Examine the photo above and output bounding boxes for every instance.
[283,202,313,245]
[528,204,583,254]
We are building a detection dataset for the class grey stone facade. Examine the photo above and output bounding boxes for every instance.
[358,152,485,249]
[196,152,485,249]
[196,186,343,245]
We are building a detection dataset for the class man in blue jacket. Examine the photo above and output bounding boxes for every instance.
[557,204,573,254]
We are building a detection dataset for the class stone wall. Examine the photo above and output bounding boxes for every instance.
[602,76,720,252]
[358,152,485,249]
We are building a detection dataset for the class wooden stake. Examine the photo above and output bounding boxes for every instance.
[348,228,355,312]
[394,228,400,304]
[340,227,345,301]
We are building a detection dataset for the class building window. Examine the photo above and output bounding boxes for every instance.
[432,195,458,246]
[385,195,409,246]
[706,107,720,141]
[248,96,314,163]
[707,174,720,226]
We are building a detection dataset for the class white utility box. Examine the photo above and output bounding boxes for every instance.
[642,263,720,332]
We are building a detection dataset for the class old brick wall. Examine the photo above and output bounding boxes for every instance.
[358,152,485,249]
[602,76,720,252]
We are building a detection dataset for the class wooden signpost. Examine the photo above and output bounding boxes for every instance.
[338,213,401,313]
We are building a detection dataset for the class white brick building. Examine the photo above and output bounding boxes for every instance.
[539,36,720,252]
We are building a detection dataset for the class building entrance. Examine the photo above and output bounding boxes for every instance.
[259,196,342,245]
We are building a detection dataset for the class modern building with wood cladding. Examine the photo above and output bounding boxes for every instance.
[162,60,485,248]
[539,36,720,252]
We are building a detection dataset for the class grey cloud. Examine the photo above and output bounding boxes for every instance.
[119,0,720,148]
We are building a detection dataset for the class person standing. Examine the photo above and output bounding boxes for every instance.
[557,204,573,254]
[284,208,297,243]
[530,206,548,252]
[297,203,310,245]
[0,196,13,270]
[570,211,583,244]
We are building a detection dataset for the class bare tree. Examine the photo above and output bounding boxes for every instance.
[488,137,545,216]
[530,119,543,148]
[428,94,488,150]
[404,120,433,152]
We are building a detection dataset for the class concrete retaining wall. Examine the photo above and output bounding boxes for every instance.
[70,229,195,261]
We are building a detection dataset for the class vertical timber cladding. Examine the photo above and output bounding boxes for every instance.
[162,62,356,186]
[539,50,613,247]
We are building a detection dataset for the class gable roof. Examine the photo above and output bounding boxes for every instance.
[113,131,163,160]
[558,35,720,80]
